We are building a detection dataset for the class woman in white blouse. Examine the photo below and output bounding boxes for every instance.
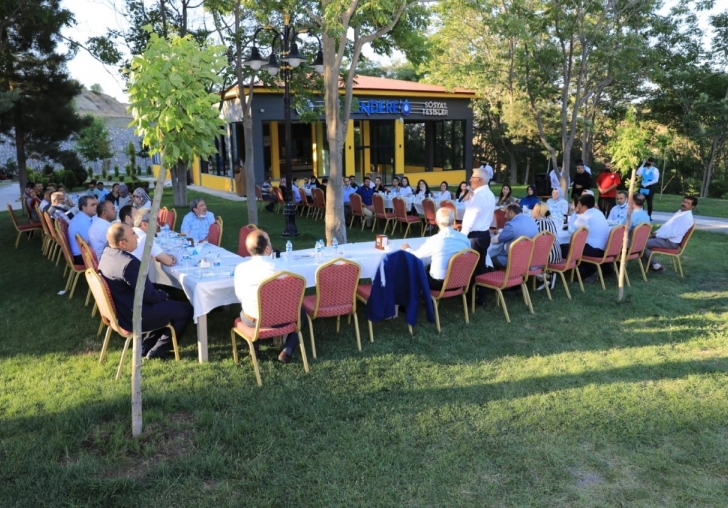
[399,176,413,197]
[438,181,453,201]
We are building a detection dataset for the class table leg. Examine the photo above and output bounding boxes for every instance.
[197,314,208,363]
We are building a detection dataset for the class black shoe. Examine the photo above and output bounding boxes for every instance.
[277,350,292,363]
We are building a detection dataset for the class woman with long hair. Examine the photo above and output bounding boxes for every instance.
[414,179,432,199]
[497,184,516,207]
[438,181,452,201]
[454,181,469,202]
[531,202,562,290]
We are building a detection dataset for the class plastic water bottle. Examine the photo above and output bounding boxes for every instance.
[285,240,292,261]
[315,240,323,262]
[213,254,221,268]
[332,237,338,256]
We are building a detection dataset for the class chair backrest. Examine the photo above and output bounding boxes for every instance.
[604,224,627,259]
[298,186,309,205]
[6,204,21,229]
[530,230,555,270]
[422,198,437,224]
[349,192,363,215]
[372,193,387,217]
[207,222,221,246]
[628,223,652,256]
[76,233,99,270]
[312,188,325,208]
[439,200,456,216]
[43,212,58,242]
[34,204,49,236]
[273,186,284,203]
[313,259,362,315]
[85,268,125,334]
[237,224,258,257]
[215,215,224,240]
[392,196,408,220]
[494,209,507,229]
[562,226,588,269]
[436,248,480,296]
[165,208,177,231]
[679,224,696,250]
[257,272,306,330]
[502,236,534,284]
[157,207,168,228]
[255,185,263,200]
[54,219,76,267]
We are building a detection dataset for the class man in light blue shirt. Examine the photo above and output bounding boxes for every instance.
[67,195,98,264]
[490,203,539,268]
[629,193,650,232]
[607,191,628,225]
[180,198,216,242]
[402,207,471,290]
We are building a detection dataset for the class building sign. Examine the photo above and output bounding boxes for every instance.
[353,99,449,117]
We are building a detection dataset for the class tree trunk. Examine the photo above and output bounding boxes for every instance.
[508,150,517,185]
[14,112,28,194]
[242,114,258,224]
[130,150,168,436]
[523,157,531,185]
[617,166,637,302]
[171,161,188,207]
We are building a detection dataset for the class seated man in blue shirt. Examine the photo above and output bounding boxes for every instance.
[629,193,651,232]
[607,191,628,225]
[342,176,357,223]
[490,203,538,268]
[401,207,471,290]
[67,195,98,265]
[180,198,216,243]
[355,176,375,227]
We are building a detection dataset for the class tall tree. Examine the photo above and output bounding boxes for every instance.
[127,32,225,435]
[0,0,90,191]
[76,115,114,175]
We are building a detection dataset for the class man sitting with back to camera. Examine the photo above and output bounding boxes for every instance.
[401,207,471,290]
[568,193,611,282]
[489,203,538,268]
[98,223,193,360]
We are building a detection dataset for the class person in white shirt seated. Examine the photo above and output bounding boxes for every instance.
[399,176,414,197]
[568,194,611,282]
[88,200,117,259]
[233,229,305,363]
[642,195,696,273]
[606,191,629,226]
[546,187,569,225]
[131,211,176,267]
[629,193,651,232]
[438,181,452,201]
[401,208,470,290]
[180,198,216,243]
[389,177,405,196]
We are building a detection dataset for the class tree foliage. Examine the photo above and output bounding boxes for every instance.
[76,115,113,170]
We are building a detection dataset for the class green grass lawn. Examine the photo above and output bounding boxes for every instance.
[1,190,728,507]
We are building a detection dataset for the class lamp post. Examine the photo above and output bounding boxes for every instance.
[243,12,324,237]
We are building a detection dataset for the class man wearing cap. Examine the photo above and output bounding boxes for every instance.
[461,166,496,305]
[636,158,660,219]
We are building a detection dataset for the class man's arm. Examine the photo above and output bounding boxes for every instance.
[497,221,517,243]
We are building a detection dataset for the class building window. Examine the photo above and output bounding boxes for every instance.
[434,120,465,170]
[404,122,426,169]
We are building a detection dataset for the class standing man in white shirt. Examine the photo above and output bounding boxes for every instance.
[636,158,660,219]
[642,196,696,273]
[401,208,471,290]
[234,230,305,363]
[88,200,117,259]
[568,194,611,282]
[461,166,496,305]
[479,161,494,184]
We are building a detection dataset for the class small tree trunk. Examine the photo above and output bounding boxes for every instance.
[14,117,28,193]
[242,110,258,225]
[171,161,188,207]
[617,167,637,302]
[508,150,518,185]
[523,157,531,185]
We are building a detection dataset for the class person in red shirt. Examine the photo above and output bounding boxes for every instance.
[595,161,621,217]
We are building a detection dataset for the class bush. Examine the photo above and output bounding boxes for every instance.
[53,170,64,186]
[101,167,107,179]
[41,177,50,186]
[708,180,728,199]
[54,150,87,185]
[146,166,152,176]
[3,158,18,177]
[114,165,120,178]
[63,170,78,190]
[119,175,125,183]
[87,165,93,177]
[42,164,55,176]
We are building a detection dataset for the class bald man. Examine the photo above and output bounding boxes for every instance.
[98,223,192,360]
[233,229,306,363]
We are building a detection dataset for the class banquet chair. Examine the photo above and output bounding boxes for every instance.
[237,224,258,257]
[430,249,480,333]
[76,233,99,307]
[372,193,395,234]
[580,224,627,291]
[55,220,86,299]
[157,207,168,228]
[303,259,362,358]
[8,204,41,248]
[623,223,651,286]
[230,272,309,386]
[42,211,62,264]
[165,208,177,231]
[546,227,588,300]
[527,231,556,301]
[34,204,52,255]
[299,187,314,217]
[273,187,285,214]
[471,236,534,323]
[392,197,423,238]
[85,268,180,381]
[255,185,276,211]
[494,209,507,229]
[422,198,437,236]
[439,200,461,231]
[207,223,221,246]
[646,224,696,279]
[349,193,367,231]
[311,188,326,220]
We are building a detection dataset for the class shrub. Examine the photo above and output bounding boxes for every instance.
[63,170,78,190]
[146,166,152,176]
[708,180,728,199]
[42,164,55,176]
[113,165,120,178]
[87,165,93,177]
[3,158,18,177]
[119,175,125,183]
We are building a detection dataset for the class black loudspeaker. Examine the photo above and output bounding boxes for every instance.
[535,173,550,196]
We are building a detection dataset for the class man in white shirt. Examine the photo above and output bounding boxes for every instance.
[461,166,496,305]
[568,194,611,281]
[88,200,117,259]
[131,212,176,267]
[401,208,471,290]
[607,191,629,226]
[642,196,696,273]
[233,230,305,363]
[479,162,494,183]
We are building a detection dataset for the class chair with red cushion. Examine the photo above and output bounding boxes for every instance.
[527,231,556,301]
[76,233,99,306]
[372,193,395,234]
[623,223,651,286]
[303,259,362,358]
[207,222,221,247]
[392,196,423,238]
[86,268,180,380]
[255,185,276,211]
[55,220,86,299]
[34,204,52,255]
[422,198,437,236]
[430,249,480,333]
[42,212,62,264]
[157,207,168,228]
[494,209,507,229]
[165,208,177,231]
[646,224,696,278]
[311,188,326,220]
[439,200,461,231]
[349,193,367,230]
[580,224,627,291]
[273,186,285,214]
[237,224,259,257]
[546,227,588,300]
[230,272,310,386]
[298,187,314,217]
[7,204,41,248]
[471,236,534,323]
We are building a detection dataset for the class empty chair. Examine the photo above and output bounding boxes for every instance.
[165,208,177,231]
[546,227,588,300]
[207,222,221,246]
[311,188,326,220]
[623,223,652,286]
[157,207,168,228]
[527,231,556,301]
[422,198,437,236]
[8,204,41,248]
[392,197,423,238]
[298,187,314,217]
[372,194,395,234]
[429,248,480,333]
[237,224,259,257]
[349,193,367,230]
[273,187,285,214]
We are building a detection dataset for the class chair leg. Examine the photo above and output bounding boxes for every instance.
[367,319,374,343]
[521,283,534,314]
[230,329,239,364]
[64,270,74,291]
[407,324,413,335]
[307,315,317,359]
[352,313,362,351]
[372,218,378,231]
[677,257,684,277]
[461,293,470,324]
[85,287,92,306]
[99,326,112,363]
[97,319,104,337]
[432,297,440,333]
[69,272,81,299]
[115,336,132,381]
[169,326,180,361]
[15,231,21,248]
[596,265,605,291]
[544,274,553,301]
[404,223,411,239]
[637,259,647,282]
[298,331,309,374]
[497,290,510,323]
[557,272,572,300]
[92,302,98,318]
[574,268,585,292]
[246,337,263,386]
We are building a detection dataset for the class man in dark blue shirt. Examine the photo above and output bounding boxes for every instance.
[355,176,374,227]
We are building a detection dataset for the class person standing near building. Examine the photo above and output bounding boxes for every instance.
[636,158,659,219]
[595,161,621,217]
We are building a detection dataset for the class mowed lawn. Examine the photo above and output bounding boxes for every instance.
[1,190,727,507]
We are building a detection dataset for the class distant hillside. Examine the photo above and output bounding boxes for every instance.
[75,89,131,128]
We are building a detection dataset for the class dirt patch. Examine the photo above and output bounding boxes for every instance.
[570,468,604,487]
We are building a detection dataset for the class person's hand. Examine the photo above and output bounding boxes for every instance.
[401,243,410,250]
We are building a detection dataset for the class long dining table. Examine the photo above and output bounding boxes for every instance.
[149,235,428,362]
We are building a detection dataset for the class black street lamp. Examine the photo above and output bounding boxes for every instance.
[243,12,324,237]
